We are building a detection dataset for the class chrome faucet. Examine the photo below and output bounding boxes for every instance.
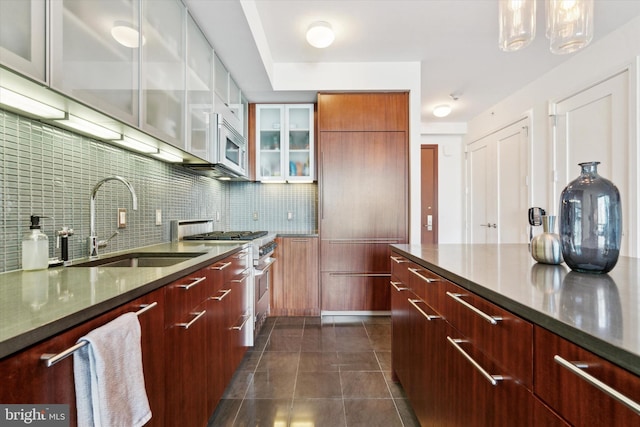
[88,176,138,258]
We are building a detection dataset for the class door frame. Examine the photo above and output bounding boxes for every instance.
[421,144,438,244]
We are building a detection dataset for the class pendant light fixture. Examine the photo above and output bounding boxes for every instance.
[499,0,537,52]
[547,0,594,54]
[498,0,593,54]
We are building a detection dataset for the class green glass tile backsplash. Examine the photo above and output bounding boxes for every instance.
[0,109,317,273]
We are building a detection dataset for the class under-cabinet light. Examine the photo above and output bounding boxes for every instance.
[113,136,158,154]
[152,150,183,163]
[0,87,65,119]
[53,114,121,140]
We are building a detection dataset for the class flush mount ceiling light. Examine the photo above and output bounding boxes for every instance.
[0,87,65,119]
[433,104,452,118]
[306,21,335,48]
[498,0,593,54]
[111,21,145,48]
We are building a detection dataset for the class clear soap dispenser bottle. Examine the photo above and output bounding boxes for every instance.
[22,215,49,271]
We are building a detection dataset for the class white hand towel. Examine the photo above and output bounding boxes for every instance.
[73,312,152,427]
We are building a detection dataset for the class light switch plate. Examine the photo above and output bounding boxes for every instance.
[118,208,127,228]
[155,209,162,226]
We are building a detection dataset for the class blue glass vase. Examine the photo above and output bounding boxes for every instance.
[559,162,622,274]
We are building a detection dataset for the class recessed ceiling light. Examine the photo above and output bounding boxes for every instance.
[111,21,145,48]
[433,104,452,118]
[306,21,335,48]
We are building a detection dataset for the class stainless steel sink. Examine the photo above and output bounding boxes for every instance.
[71,252,207,268]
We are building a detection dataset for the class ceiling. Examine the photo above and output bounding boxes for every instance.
[184,0,640,125]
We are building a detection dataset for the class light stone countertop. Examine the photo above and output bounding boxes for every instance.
[0,241,247,359]
[391,243,640,376]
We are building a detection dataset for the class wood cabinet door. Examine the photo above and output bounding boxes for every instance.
[283,237,318,311]
[317,92,408,131]
[319,131,408,240]
[534,326,640,426]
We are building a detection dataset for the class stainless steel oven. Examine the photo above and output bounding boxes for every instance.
[171,220,277,338]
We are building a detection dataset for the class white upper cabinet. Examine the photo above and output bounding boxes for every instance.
[141,0,185,147]
[0,0,46,82]
[186,13,214,162]
[50,0,140,124]
[256,104,315,182]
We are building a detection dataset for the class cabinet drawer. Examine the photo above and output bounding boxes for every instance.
[441,279,533,388]
[534,326,640,426]
[321,273,390,311]
[390,253,413,286]
[165,268,209,325]
[322,241,396,272]
[406,264,443,306]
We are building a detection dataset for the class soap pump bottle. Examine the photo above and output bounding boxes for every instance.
[22,215,49,271]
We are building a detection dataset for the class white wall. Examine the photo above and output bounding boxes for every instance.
[465,15,640,256]
[420,130,465,243]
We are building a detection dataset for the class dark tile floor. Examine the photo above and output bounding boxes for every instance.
[207,316,421,427]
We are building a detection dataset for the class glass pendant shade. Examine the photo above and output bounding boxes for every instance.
[548,0,594,54]
[499,0,536,52]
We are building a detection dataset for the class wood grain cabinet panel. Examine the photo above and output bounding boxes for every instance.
[271,236,319,316]
[318,92,408,312]
[534,325,640,426]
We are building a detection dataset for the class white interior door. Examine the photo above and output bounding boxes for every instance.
[467,118,529,244]
[553,70,631,256]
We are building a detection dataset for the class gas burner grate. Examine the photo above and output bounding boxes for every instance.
[183,230,268,241]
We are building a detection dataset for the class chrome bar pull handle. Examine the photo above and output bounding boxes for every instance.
[554,355,640,415]
[209,261,232,270]
[177,310,206,329]
[408,268,440,283]
[177,276,206,290]
[446,292,502,325]
[231,273,249,283]
[211,289,232,301]
[231,314,251,331]
[408,298,441,321]
[41,302,158,367]
[390,281,409,291]
[390,256,409,264]
[447,337,505,386]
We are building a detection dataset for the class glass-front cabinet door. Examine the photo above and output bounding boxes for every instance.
[186,13,213,162]
[256,105,285,181]
[142,0,185,147]
[286,104,314,182]
[0,0,46,82]
[256,104,314,182]
[50,0,140,124]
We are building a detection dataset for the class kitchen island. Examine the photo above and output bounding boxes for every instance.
[390,243,640,426]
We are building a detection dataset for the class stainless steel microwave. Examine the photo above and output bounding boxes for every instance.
[213,113,247,177]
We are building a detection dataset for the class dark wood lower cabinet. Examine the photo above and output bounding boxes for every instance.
[0,250,251,427]
[534,326,640,427]
[0,288,165,427]
[391,249,640,426]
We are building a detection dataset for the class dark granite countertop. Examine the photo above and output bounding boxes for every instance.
[0,241,247,359]
[391,243,640,376]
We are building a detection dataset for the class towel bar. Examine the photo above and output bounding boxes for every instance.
[40,302,158,368]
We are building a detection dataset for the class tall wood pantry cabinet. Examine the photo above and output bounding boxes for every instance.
[317,92,409,311]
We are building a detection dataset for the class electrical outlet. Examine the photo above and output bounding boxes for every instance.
[155,209,162,226]
[118,208,127,228]
[253,211,259,221]
[287,212,293,220]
